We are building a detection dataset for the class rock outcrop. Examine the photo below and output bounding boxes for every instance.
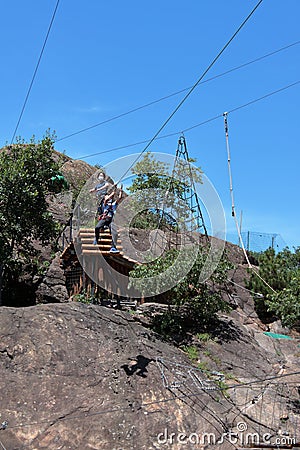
[1,303,299,449]
[35,255,69,303]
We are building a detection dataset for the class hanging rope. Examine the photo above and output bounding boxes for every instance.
[224,113,235,218]
[223,112,276,294]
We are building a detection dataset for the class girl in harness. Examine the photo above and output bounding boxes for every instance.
[93,185,123,253]
[89,171,111,201]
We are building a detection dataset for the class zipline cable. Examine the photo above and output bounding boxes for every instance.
[227,278,263,297]
[10,0,61,144]
[55,39,300,144]
[223,112,276,294]
[113,0,264,186]
[74,79,300,161]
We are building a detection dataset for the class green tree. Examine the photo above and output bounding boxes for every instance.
[127,152,203,230]
[128,152,171,194]
[0,134,61,305]
[129,247,232,338]
[266,271,300,329]
[247,247,300,328]
[127,153,169,229]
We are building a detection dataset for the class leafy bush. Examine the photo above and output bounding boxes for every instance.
[246,247,300,329]
[0,133,61,305]
[130,247,232,339]
[128,152,203,231]
[266,271,300,329]
[73,290,95,304]
[183,345,198,363]
[196,332,213,342]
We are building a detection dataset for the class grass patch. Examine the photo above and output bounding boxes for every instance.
[210,354,221,365]
[216,380,230,398]
[196,332,212,342]
[183,345,198,363]
[198,361,209,371]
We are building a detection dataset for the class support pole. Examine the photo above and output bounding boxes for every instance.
[239,210,243,247]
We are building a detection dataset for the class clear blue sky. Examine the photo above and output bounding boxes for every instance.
[1,1,299,249]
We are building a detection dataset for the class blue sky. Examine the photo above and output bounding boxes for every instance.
[1,1,299,249]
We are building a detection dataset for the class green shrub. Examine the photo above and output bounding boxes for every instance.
[246,247,300,329]
[130,247,232,339]
[183,345,198,363]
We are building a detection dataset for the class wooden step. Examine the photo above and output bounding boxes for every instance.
[80,244,123,250]
[79,228,125,233]
[78,236,117,241]
[81,238,122,244]
[81,249,138,263]
[78,233,112,239]
[77,228,139,264]
[82,250,124,256]
[78,228,125,235]
[79,229,111,234]
[81,244,122,250]
[81,243,121,248]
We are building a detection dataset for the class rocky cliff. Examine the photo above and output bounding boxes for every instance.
[0,302,299,449]
[1,153,300,449]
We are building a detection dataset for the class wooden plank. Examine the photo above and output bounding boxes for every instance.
[81,250,138,264]
[82,250,124,255]
[78,228,140,264]
[81,244,123,249]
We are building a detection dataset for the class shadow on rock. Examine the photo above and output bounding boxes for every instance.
[210,318,241,343]
[121,355,153,378]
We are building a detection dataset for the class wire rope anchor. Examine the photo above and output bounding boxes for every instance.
[0,421,8,431]
[178,134,185,146]
[223,111,229,135]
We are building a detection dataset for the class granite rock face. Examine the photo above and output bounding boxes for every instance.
[35,255,69,304]
[1,303,299,449]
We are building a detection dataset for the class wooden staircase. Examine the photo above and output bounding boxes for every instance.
[76,228,139,264]
[61,228,142,300]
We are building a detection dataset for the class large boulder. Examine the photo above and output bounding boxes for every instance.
[1,303,299,449]
[35,255,69,303]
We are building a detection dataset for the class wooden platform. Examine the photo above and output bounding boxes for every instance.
[60,228,142,299]
[75,228,139,264]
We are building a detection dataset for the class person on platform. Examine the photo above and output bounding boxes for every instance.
[93,185,123,253]
[89,171,111,202]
